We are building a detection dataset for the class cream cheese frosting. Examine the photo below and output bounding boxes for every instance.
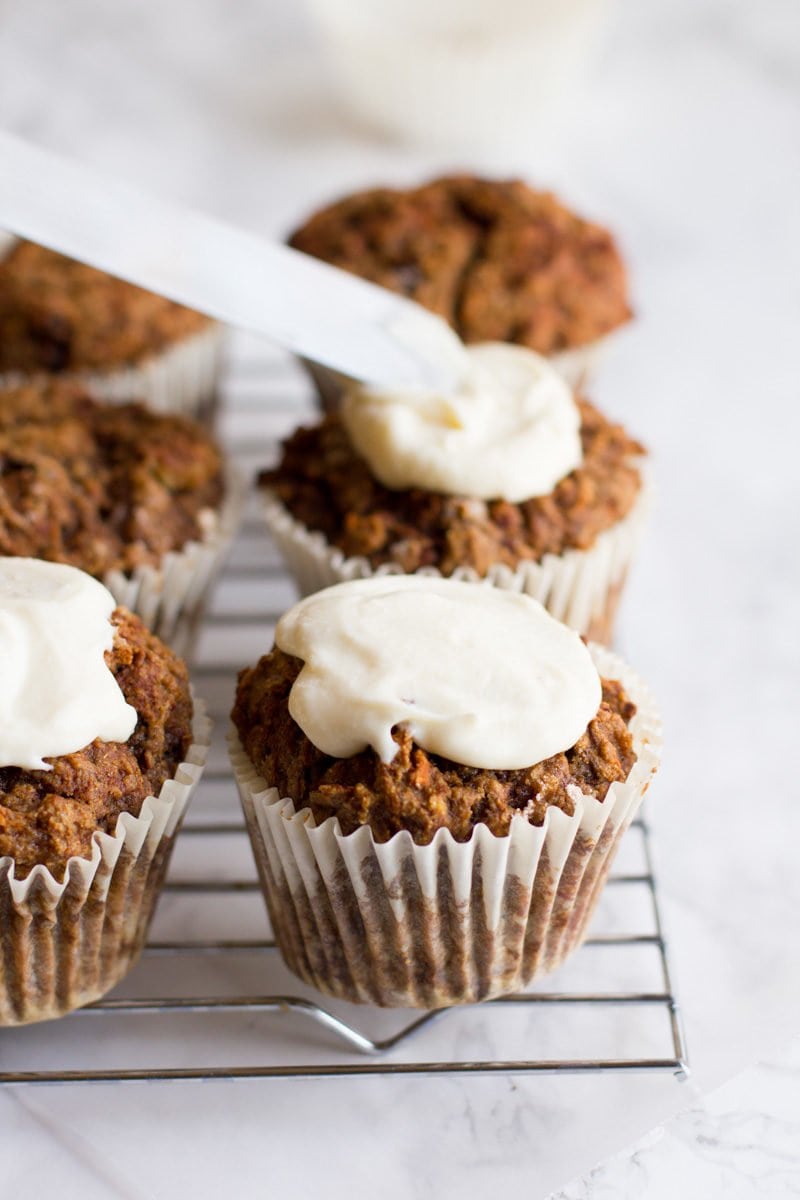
[275,576,601,771]
[0,558,138,771]
[340,342,583,502]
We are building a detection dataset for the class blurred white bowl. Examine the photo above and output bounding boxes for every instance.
[306,0,619,148]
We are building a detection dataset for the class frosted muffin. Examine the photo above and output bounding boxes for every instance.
[0,376,242,651]
[0,559,210,1024]
[289,174,631,400]
[230,576,660,1007]
[261,343,646,643]
[0,241,224,418]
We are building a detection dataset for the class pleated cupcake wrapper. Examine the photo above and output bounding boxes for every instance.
[104,463,247,657]
[230,645,661,1008]
[261,477,649,644]
[0,236,226,420]
[59,323,226,420]
[0,703,211,1026]
[0,322,226,422]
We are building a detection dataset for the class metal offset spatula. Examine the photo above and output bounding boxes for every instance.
[0,131,462,393]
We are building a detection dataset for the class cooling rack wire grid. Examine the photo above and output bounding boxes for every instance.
[0,341,689,1085]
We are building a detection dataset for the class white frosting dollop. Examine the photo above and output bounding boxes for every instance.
[276,576,601,771]
[340,342,583,502]
[0,558,138,771]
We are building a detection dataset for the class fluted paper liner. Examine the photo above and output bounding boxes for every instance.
[231,646,661,1007]
[0,704,211,1025]
[0,233,225,420]
[50,324,226,419]
[261,479,649,644]
[104,463,247,657]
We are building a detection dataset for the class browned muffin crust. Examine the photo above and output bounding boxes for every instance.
[289,176,631,353]
[261,399,643,572]
[0,378,224,575]
[0,242,211,373]
[0,608,193,879]
[233,648,636,845]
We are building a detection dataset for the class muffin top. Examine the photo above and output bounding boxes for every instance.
[233,578,637,846]
[289,175,631,354]
[0,241,211,373]
[261,394,643,573]
[0,600,193,879]
[0,377,224,576]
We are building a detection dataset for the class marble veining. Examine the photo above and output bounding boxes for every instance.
[549,1037,800,1198]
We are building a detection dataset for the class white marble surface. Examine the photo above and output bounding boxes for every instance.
[0,0,799,1195]
[549,1035,800,1199]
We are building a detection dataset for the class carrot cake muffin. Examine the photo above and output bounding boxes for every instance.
[264,398,641,574]
[0,607,192,880]
[234,643,636,846]
[260,343,646,643]
[289,174,631,392]
[0,377,235,648]
[0,241,223,416]
[230,576,661,1007]
[0,558,209,1024]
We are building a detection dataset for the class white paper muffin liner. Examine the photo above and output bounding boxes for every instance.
[0,323,226,421]
[0,235,226,420]
[230,645,660,1008]
[0,703,211,1025]
[104,463,247,657]
[73,323,226,419]
[261,477,649,644]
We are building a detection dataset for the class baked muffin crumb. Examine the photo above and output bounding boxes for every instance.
[0,608,193,879]
[0,377,224,575]
[0,242,210,373]
[232,648,637,845]
[261,399,643,570]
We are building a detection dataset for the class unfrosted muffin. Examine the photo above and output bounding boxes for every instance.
[0,241,224,417]
[289,174,631,397]
[0,559,210,1024]
[260,344,646,643]
[0,376,242,650]
[230,576,661,1007]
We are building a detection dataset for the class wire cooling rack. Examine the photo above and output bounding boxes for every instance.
[0,339,689,1085]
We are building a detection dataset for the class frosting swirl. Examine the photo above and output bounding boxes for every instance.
[0,558,138,770]
[276,576,601,771]
[341,342,583,502]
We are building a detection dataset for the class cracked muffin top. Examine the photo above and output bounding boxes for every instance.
[0,377,224,576]
[289,175,631,354]
[0,241,211,373]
